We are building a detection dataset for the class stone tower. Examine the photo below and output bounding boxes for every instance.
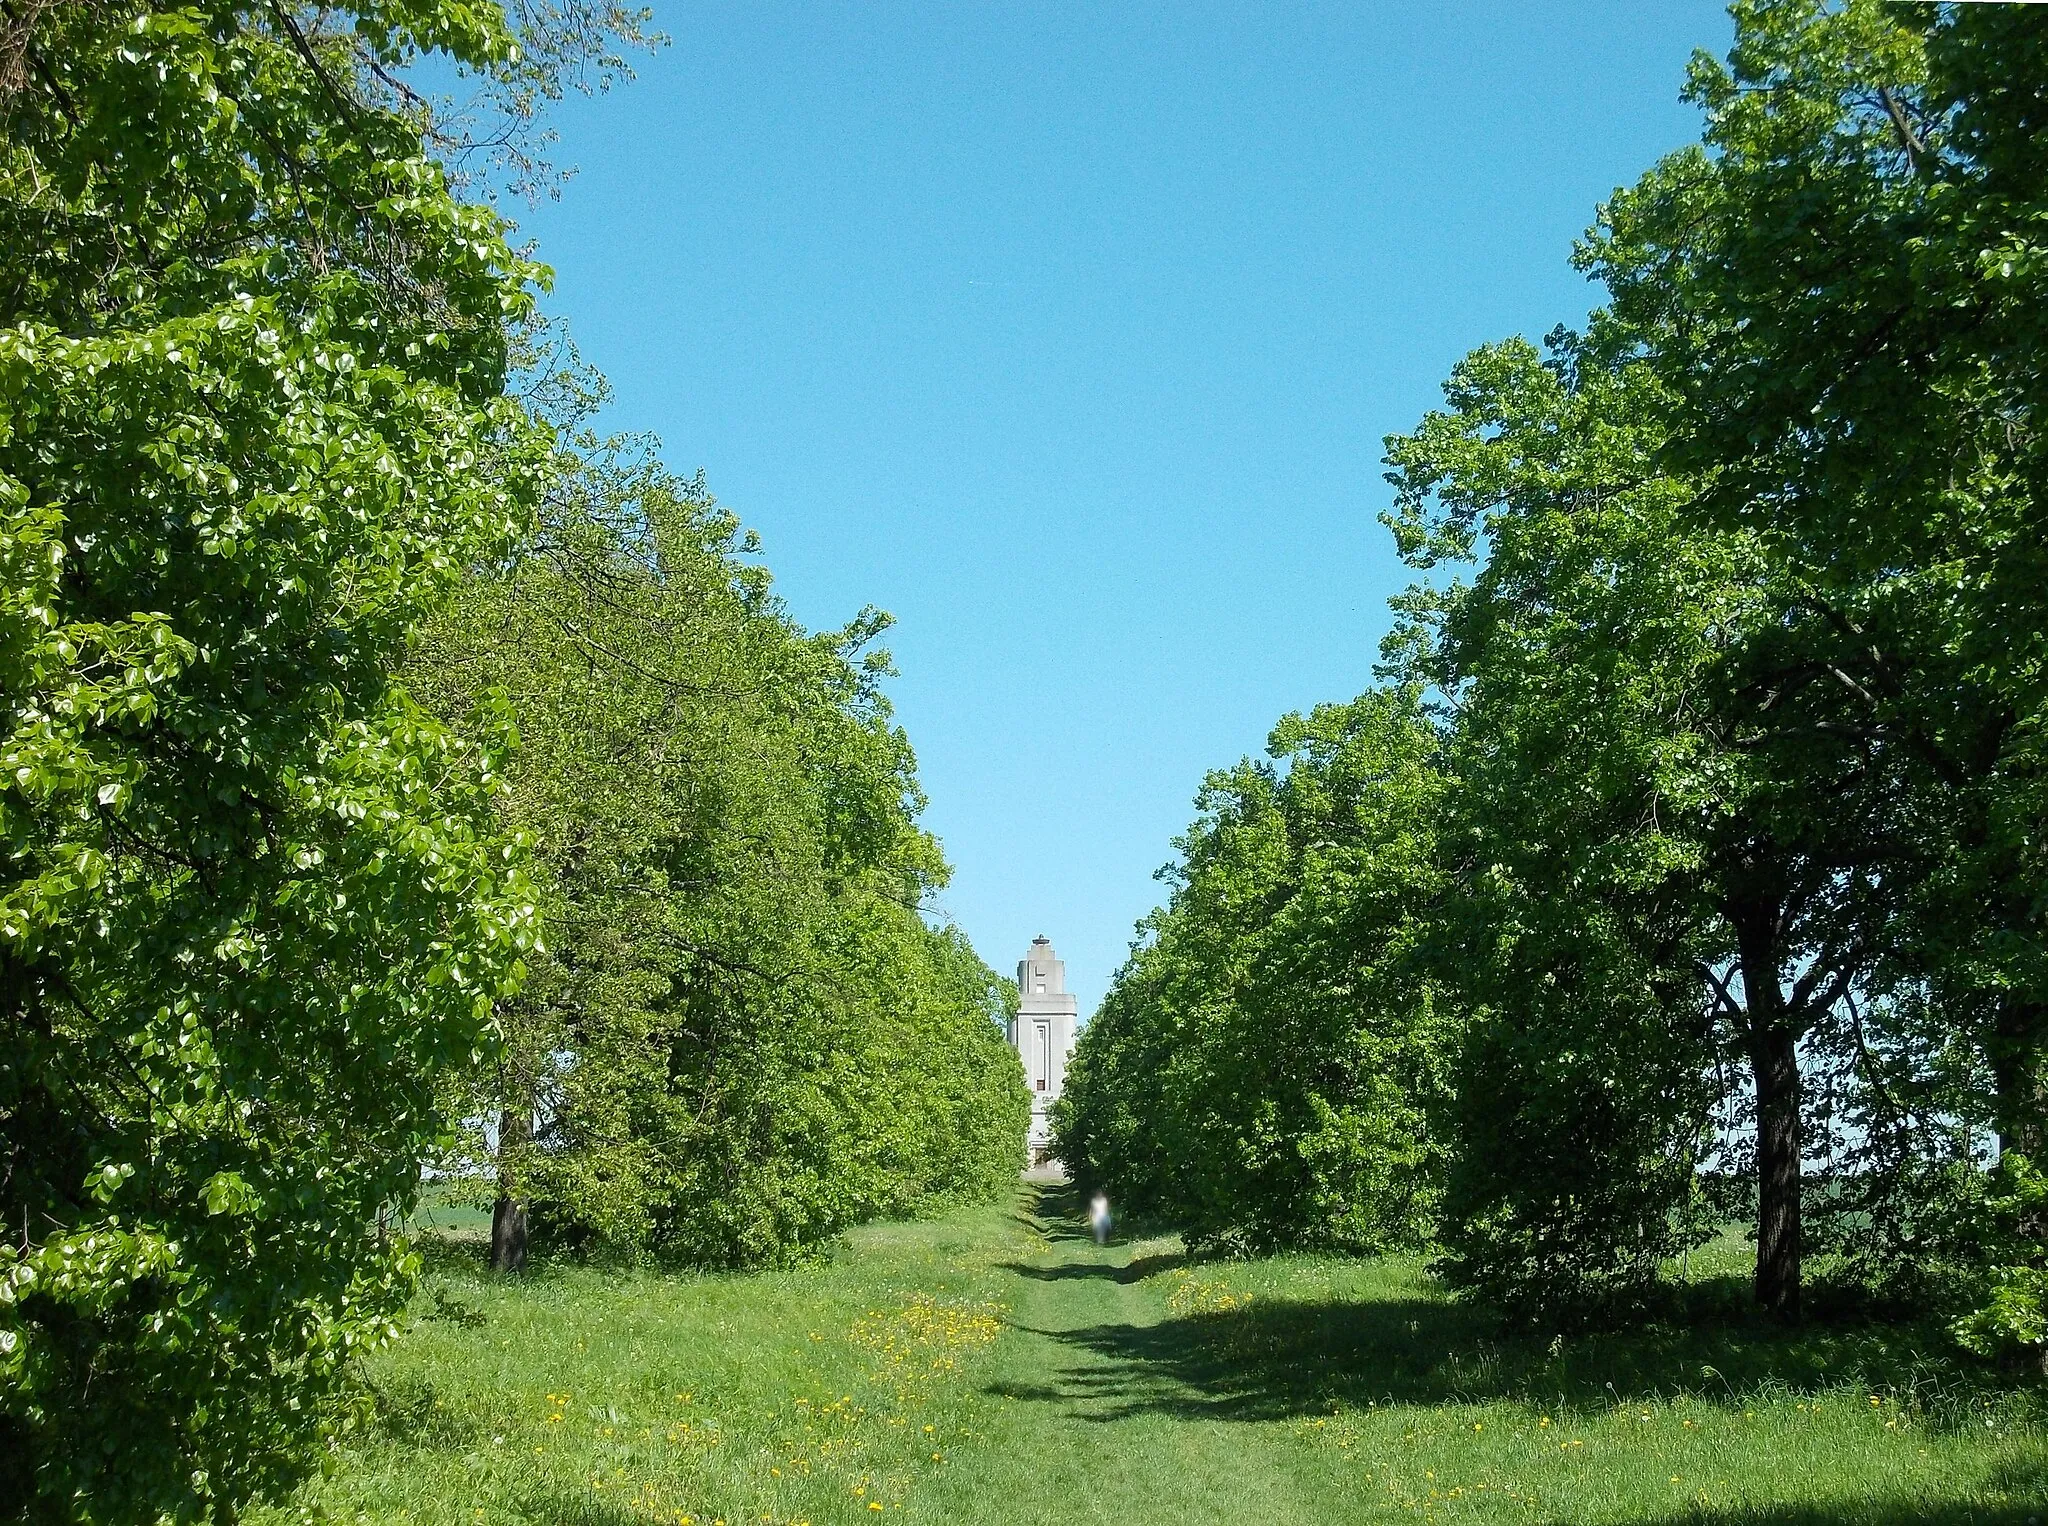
[1011,935,1078,1158]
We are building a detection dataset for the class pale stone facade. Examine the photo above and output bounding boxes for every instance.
[1009,935,1078,1158]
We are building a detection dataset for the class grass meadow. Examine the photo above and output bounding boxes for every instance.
[256,1188,2048,1525]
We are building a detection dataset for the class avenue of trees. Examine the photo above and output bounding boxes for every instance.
[0,0,1024,1519]
[1057,0,2048,1347]
[409,444,1027,1274]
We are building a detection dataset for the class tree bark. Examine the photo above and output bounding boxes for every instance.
[489,1108,529,1274]
[1749,1022,1802,1320]
[1989,994,2048,1162]
[1733,897,1802,1321]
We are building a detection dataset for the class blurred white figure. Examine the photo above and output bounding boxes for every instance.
[1089,1191,1112,1246]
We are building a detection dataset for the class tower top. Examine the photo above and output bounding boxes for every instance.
[1017,936,1070,1003]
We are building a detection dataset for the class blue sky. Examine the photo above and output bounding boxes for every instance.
[509,0,1731,1016]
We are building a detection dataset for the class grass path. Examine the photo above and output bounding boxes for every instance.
[915,1198,1341,1523]
[263,1187,2048,1526]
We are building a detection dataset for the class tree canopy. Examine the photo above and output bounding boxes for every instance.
[0,0,1022,1516]
[1059,0,2048,1349]
[0,0,558,1511]
[410,449,1028,1271]
[1056,689,1448,1257]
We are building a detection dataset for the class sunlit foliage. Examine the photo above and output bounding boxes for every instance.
[411,452,1029,1269]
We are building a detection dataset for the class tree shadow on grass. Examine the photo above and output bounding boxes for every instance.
[1000,1251,1189,1285]
[363,1373,486,1451]
[1007,1281,2033,1427]
[1021,1183,1096,1241]
[1593,1487,2048,1526]
[1007,1184,2040,1432]
[510,1489,645,1526]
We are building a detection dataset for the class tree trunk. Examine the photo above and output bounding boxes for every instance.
[1990,994,2048,1162]
[490,1108,529,1274]
[490,1194,527,1273]
[1750,1022,1802,1320]
[1733,896,1802,1321]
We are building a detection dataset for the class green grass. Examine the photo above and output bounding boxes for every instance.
[261,1188,2048,1525]
[411,1180,495,1240]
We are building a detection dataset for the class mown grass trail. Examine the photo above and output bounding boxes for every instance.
[264,1188,2048,1526]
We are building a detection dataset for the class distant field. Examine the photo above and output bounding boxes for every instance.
[411,1180,495,1241]
[260,1189,2048,1525]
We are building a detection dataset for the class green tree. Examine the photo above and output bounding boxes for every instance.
[0,0,587,1514]
[1591,0,2048,1170]
[1056,688,1448,1255]
[1580,0,2048,1339]
[411,451,1029,1270]
[1385,329,1892,1319]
